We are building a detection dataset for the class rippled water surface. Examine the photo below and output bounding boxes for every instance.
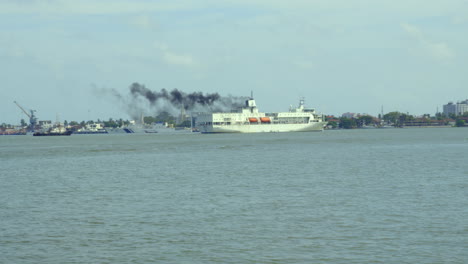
[1,128,467,263]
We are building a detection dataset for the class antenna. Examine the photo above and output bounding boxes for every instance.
[250,91,253,99]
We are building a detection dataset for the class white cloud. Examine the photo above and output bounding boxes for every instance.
[0,0,190,15]
[163,52,194,66]
[293,60,315,70]
[401,23,424,40]
[452,15,468,25]
[129,15,157,30]
[154,42,195,67]
[401,23,455,60]
[424,42,455,60]
[0,0,460,16]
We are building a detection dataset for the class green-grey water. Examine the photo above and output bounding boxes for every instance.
[1,128,467,263]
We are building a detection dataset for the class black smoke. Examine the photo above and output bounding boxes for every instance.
[99,82,247,120]
[129,82,223,110]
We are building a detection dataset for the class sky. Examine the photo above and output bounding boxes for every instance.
[1,0,468,124]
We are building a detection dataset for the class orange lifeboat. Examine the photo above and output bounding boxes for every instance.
[260,117,271,123]
[248,118,258,123]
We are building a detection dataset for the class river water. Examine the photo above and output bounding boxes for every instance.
[1,128,467,263]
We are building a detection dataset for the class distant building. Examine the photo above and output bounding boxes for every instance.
[341,112,356,118]
[443,100,468,117]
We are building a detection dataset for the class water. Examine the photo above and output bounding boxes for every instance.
[1,128,467,263]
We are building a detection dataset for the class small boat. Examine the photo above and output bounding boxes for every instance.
[361,124,377,129]
[120,122,190,134]
[33,123,72,136]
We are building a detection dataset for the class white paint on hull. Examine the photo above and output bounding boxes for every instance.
[201,122,326,133]
[196,97,326,134]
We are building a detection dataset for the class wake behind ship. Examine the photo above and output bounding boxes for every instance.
[196,97,327,133]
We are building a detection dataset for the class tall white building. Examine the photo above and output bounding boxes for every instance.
[443,100,468,117]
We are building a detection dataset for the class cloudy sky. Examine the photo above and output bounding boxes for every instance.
[1,0,467,124]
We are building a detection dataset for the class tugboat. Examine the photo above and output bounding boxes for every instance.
[33,122,72,136]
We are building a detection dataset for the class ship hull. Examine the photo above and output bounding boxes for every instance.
[73,130,108,134]
[33,131,73,136]
[120,126,192,134]
[200,122,327,133]
[196,97,326,134]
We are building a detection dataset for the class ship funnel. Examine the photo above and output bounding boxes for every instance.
[247,98,256,108]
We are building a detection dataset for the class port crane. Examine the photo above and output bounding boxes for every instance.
[14,101,37,131]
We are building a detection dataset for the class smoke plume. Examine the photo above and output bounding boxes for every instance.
[98,82,247,120]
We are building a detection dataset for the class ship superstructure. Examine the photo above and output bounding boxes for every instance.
[74,123,108,134]
[196,97,326,133]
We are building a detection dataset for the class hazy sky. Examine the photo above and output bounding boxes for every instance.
[1,0,467,124]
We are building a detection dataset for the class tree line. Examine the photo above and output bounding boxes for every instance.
[1,111,190,129]
[327,111,468,129]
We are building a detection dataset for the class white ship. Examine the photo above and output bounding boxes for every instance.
[74,123,108,134]
[196,97,327,133]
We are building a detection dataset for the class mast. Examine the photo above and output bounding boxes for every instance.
[381,105,385,125]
